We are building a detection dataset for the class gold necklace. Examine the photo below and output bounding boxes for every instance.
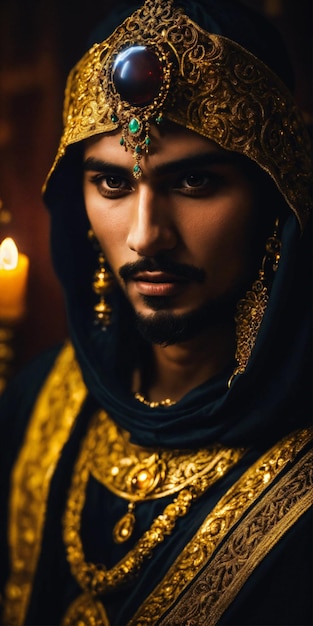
[63,409,246,594]
[134,391,176,408]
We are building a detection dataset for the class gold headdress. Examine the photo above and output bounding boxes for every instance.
[44,0,312,230]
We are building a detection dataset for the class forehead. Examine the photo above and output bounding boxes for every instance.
[83,123,234,174]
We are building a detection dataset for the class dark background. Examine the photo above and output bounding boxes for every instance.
[0,0,311,378]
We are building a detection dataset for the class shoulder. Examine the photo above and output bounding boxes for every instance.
[0,343,65,468]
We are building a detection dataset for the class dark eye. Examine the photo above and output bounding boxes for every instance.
[89,173,132,197]
[105,175,127,189]
[177,171,221,196]
[182,173,208,188]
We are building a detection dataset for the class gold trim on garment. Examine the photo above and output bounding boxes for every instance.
[61,428,312,626]
[157,447,313,625]
[130,427,312,625]
[43,0,312,229]
[2,342,87,626]
[62,429,312,626]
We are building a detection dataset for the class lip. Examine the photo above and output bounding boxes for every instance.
[132,271,187,297]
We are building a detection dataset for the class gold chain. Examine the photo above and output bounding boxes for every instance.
[134,391,176,408]
[63,410,246,594]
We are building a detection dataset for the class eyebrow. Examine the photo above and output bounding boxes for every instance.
[83,151,238,178]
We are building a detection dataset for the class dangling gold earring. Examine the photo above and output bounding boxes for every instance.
[88,229,114,328]
[228,218,281,387]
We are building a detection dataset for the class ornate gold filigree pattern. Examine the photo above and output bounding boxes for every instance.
[89,409,240,500]
[44,0,312,229]
[2,343,87,626]
[228,218,282,385]
[228,275,269,385]
[62,409,245,596]
[130,428,312,625]
[159,448,313,625]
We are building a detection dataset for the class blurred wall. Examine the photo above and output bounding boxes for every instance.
[0,0,311,378]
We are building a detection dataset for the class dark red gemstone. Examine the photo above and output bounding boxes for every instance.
[112,45,163,107]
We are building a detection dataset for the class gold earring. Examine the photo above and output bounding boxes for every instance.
[228,218,281,387]
[88,229,114,328]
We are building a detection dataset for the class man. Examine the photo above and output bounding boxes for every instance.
[0,0,312,624]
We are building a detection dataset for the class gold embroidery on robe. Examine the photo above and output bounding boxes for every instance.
[2,342,87,626]
[156,448,313,625]
[131,428,312,625]
[2,339,311,626]
[59,430,312,625]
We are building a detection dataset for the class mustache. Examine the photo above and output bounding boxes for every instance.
[119,257,205,283]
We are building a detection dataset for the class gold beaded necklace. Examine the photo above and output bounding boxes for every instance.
[132,365,177,408]
[63,409,246,594]
[134,391,176,408]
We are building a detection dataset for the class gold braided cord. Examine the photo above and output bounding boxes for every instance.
[44,0,312,230]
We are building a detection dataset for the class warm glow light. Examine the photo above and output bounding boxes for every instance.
[0,237,29,321]
[0,237,18,270]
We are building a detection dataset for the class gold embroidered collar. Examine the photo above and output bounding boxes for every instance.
[89,409,244,501]
[62,408,246,594]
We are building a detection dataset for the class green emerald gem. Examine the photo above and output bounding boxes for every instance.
[156,115,163,124]
[111,114,118,123]
[129,118,141,133]
[145,136,151,145]
[135,145,141,154]
[133,164,141,173]
[120,137,125,146]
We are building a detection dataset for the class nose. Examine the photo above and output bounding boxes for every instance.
[126,185,178,256]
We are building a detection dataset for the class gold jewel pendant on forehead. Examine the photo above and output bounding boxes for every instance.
[100,0,178,177]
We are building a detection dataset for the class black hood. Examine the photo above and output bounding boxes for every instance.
[43,0,312,451]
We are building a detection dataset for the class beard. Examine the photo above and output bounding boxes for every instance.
[134,291,239,346]
[118,254,251,346]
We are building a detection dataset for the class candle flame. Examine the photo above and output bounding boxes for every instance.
[0,237,19,270]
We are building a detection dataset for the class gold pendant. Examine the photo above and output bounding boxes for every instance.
[113,503,136,543]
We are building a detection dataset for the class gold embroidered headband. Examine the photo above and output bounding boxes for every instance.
[44,0,312,230]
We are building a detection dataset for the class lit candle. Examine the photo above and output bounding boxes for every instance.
[0,237,29,322]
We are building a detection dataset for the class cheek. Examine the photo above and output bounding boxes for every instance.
[84,186,120,238]
[187,198,253,244]
[85,201,130,277]
[181,192,257,280]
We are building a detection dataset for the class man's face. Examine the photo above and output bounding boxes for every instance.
[83,124,261,343]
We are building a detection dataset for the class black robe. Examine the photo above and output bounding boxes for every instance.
[0,1,312,623]
[0,217,312,626]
